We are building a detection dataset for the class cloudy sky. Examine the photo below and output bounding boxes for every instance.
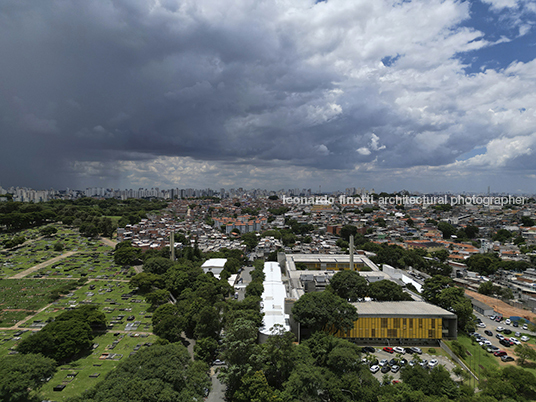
[1,0,535,193]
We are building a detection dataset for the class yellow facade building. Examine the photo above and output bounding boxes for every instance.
[334,301,457,344]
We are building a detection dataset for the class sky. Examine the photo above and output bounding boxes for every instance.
[1,0,536,194]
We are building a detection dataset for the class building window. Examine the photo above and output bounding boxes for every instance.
[381,318,388,328]
[371,329,376,337]
[409,319,413,329]
[419,319,423,329]
[428,329,435,338]
[393,318,400,328]
[387,329,398,337]
[431,319,435,329]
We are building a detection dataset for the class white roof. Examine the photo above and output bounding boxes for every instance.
[260,262,290,335]
[201,258,227,269]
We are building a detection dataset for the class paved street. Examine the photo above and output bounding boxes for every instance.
[206,367,226,402]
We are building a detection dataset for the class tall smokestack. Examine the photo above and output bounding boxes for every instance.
[170,230,175,261]
[349,235,354,271]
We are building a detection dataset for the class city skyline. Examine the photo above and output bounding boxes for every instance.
[1,0,535,193]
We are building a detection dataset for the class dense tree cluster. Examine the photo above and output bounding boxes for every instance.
[0,353,56,402]
[17,305,106,362]
[67,344,210,402]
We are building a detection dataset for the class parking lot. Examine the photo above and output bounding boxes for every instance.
[361,346,458,382]
[470,311,536,363]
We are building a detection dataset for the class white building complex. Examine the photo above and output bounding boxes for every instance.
[259,261,291,342]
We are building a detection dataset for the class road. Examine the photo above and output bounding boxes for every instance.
[206,367,226,402]
[10,251,78,279]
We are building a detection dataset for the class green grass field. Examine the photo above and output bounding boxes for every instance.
[21,280,153,333]
[35,332,159,401]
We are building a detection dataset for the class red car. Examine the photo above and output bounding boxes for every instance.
[494,350,507,357]
[383,347,394,354]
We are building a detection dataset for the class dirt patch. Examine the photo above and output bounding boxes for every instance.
[465,289,536,322]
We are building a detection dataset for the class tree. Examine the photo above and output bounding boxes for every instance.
[0,354,56,402]
[72,344,210,402]
[465,253,501,276]
[17,318,94,362]
[329,270,368,302]
[53,241,64,252]
[224,257,242,274]
[152,304,185,343]
[521,216,535,227]
[515,344,536,365]
[493,229,513,243]
[114,243,142,266]
[233,371,283,402]
[340,225,358,241]
[422,275,453,305]
[431,249,449,262]
[144,289,170,309]
[292,291,358,335]
[478,280,495,296]
[241,232,259,251]
[436,287,474,331]
[368,280,412,301]
[465,225,479,238]
[40,225,58,237]
[130,272,164,293]
[194,337,219,363]
[143,257,174,275]
[437,222,456,239]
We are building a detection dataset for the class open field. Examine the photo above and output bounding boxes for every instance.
[36,247,133,280]
[0,226,101,278]
[20,280,153,333]
[35,331,159,401]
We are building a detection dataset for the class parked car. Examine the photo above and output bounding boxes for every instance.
[370,359,379,366]
[486,346,500,353]
[484,330,493,336]
[523,324,528,330]
[496,326,504,332]
[419,359,429,368]
[383,347,394,354]
[505,319,511,325]
[389,358,397,366]
[391,365,400,373]
[477,322,486,328]
[370,365,380,373]
[496,334,504,340]
[362,346,375,353]
[503,329,512,335]
[393,346,405,354]
[404,347,414,354]
[513,321,519,327]
[400,358,408,366]
[521,336,530,342]
[429,359,439,368]
[501,355,515,362]
[381,365,391,373]
[213,359,226,365]
[515,332,521,337]
[494,350,507,357]
[500,339,512,347]
[379,359,389,367]
[410,347,422,354]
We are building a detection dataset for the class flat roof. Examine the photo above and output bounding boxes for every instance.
[260,261,290,335]
[352,301,457,318]
[201,258,227,268]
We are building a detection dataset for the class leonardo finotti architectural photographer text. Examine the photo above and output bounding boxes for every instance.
[282,194,528,206]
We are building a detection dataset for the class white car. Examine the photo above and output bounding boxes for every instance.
[510,338,521,345]
[521,336,530,342]
[523,324,528,330]
[505,319,511,325]
[393,346,405,354]
[429,359,439,368]
[477,322,486,328]
[370,365,380,373]
[496,327,504,332]
[379,359,389,367]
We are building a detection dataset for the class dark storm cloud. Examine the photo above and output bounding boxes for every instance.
[0,0,535,190]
